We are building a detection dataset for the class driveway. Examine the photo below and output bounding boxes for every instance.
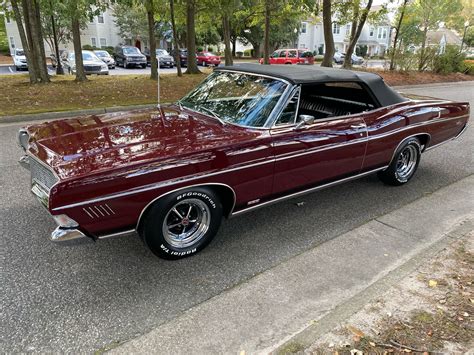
[1,82,473,352]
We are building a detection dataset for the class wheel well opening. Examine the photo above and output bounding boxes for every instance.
[415,134,430,151]
[210,185,236,218]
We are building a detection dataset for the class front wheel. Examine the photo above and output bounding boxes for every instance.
[140,187,223,259]
[378,137,421,186]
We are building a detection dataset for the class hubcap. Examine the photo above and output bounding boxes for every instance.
[162,198,211,249]
[395,145,418,181]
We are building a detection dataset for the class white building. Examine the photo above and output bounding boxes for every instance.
[297,16,391,56]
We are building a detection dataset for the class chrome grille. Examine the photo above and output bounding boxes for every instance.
[30,157,58,190]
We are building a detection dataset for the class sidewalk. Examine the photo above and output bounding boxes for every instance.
[108,175,473,354]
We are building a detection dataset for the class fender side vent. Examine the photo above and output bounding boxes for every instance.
[83,204,115,219]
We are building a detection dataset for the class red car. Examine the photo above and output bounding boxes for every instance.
[18,64,469,259]
[196,52,221,66]
[259,49,314,65]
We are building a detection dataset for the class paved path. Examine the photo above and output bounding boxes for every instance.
[1,83,473,352]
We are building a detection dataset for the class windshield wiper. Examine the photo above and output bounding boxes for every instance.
[198,107,226,125]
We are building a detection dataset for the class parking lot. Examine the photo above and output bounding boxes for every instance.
[0,59,388,76]
[1,83,472,352]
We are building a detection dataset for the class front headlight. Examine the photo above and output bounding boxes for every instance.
[53,214,79,228]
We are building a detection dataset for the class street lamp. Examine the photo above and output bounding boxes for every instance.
[294,27,298,48]
[461,20,470,52]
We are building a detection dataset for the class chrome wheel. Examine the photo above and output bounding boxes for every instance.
[395,145,418,181]
[162,198,211,249]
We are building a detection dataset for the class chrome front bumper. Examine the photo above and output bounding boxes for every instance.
[51,227,89,242]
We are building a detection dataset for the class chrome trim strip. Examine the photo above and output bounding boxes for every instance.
[231,166,388,217]
[135,182,237,231]
[52,162,266,210]
[97,229,136,240]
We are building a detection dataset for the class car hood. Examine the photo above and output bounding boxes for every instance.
[25,105,259,180]
[158,55,174,60]
[15,55,26,60]
[82,60,104,66]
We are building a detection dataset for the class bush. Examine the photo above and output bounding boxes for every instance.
[461,60,474,75]
[243,48,255,57]
[208,47,215,53]
[393,49,418,71]
[432,45,466,74]
[236,51,243,58]
[356,45,368,57]
[197,46,204,52]
[82,44,97,51]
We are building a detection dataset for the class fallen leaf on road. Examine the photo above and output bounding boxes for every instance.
[429,280,438,288]
[347,325,365,337]
[369,341,376,347]
[350,349,363,355]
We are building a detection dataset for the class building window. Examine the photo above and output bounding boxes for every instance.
[98,14,104,23]
[301,22,307,34]
[100,38,107,48]
[345,24,351,35]
[89,17,94,24]
[9,36,15,49]
[377,27,383,39]
[91,37,97,47]
[369,27,374,37]
[382,28,387,39]
[332,23,340,35]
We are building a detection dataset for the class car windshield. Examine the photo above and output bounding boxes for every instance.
[16,50,24,56]
[156,49,169,56]
[95,51,109,57]
[179,71,288,127]
[204,52,216,57]
[82,52,99,61]
[123,47,140,54]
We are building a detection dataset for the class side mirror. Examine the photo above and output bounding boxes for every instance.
[295,114,315,129]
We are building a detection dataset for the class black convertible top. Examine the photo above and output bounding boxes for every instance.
[216,63,407,107]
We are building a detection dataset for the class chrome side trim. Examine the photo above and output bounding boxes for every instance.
[231,166,388,217]
[52,163,265,211]
[135,182,237,231]
[97,229,136,240]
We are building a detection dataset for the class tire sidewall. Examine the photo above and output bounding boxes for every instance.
[389,138,421,184]
[142,187,223,259]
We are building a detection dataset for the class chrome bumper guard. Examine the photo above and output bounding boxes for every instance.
[19,155,30,169]
[50,227,90,243]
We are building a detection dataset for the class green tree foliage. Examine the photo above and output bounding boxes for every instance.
[0,13,9,54]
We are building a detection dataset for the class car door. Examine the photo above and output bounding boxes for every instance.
[270,88,368,195]
[277,50,287,64]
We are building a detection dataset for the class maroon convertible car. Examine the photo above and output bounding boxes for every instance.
[18,64,469,259]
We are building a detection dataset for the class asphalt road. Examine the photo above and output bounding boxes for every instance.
[1,83,473,352]
[0,59,387,76]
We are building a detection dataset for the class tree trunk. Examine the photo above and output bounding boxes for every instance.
[185,0,200,74]
[342,0,373,69]
[231,35,236,57]
[11,0,38,83]
[222,12,233,66]
[147,0,158,80]
[263,0,270,64]
[72,17,87,81]
[50,1,64,75]
[170,0,182,76]
[389,0,408,70]
[32,0,50,82]
[22,0,42,82]
[321,0,335,67]
[418,25,429,71]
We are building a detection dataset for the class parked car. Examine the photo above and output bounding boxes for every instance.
[114,45,147,68]
[171,49,189,67]
[333,52,364,65]
[50,49,66,68]
[17,64,469,259]
[144,48,175,68]
[94,50,116,69]
[13,48,28,71]
[259,49,308,65]
[61,50,109,75]
[196,52,221,66]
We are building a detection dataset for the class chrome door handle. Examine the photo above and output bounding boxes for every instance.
[350,123,366,129]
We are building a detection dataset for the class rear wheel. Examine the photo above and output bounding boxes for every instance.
[140,187,223,260]
[378,137,421,186]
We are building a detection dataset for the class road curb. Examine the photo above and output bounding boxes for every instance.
[271,218,474,354]
[1,81,472,125]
